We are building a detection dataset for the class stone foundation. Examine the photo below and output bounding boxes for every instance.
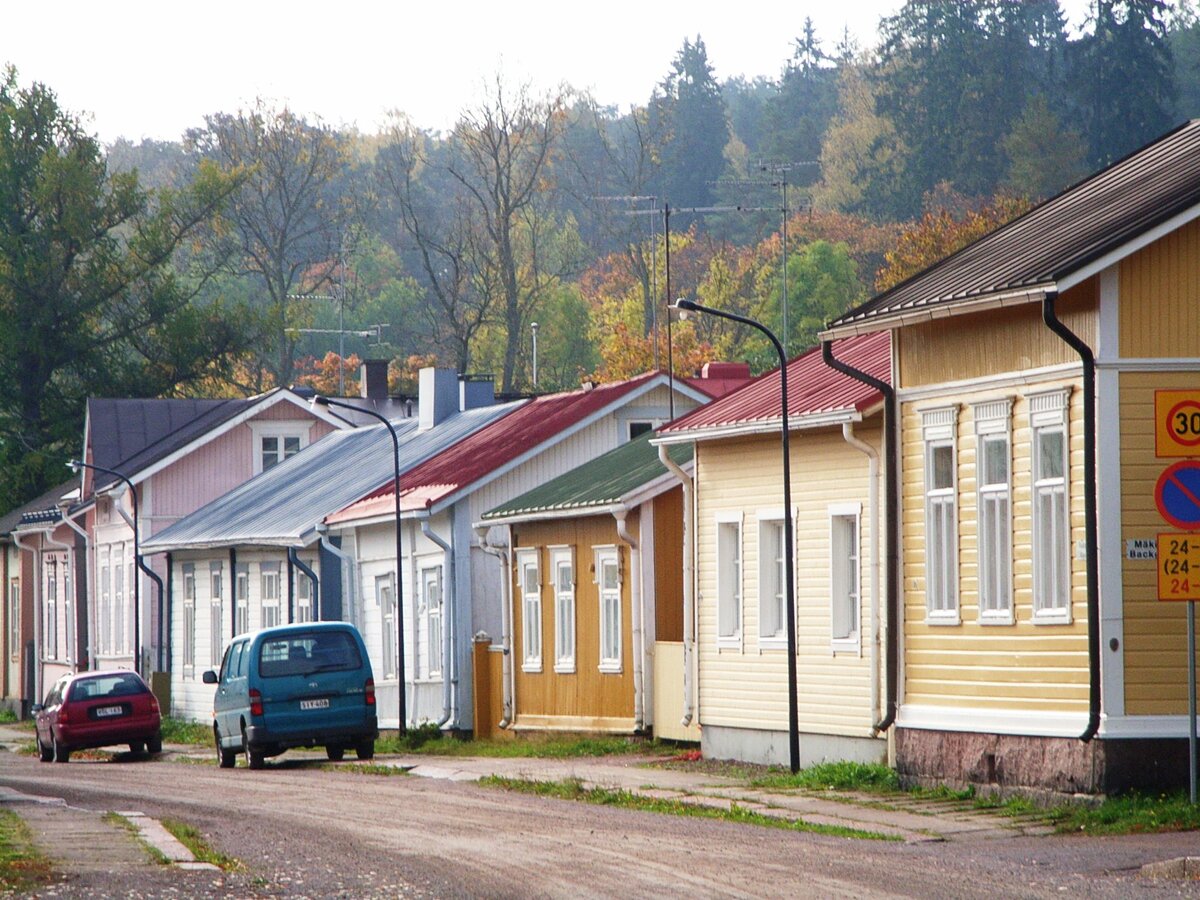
[896,727,1196,796]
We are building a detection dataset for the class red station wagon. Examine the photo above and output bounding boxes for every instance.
[33,670,163,763]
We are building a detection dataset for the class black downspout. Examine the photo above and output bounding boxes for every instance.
[287,556,295,623]
[823,340,899,733]
[139,557,164,673]
[164,553,173,678]
[288,548,319,622]
[229,548,237,639]
[1042,290,1102,743]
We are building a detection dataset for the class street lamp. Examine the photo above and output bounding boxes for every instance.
[68,459,143,678]
[311,396,407,734]
[671,298,800,774]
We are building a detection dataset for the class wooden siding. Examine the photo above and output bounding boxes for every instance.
[899,381,1089,713]
[694,427,880,735]
[897,281,1096,389]
[510,516,635,724]
[1119,370,1200,713]
[1120,218,1200,358]
[654,488,685,643]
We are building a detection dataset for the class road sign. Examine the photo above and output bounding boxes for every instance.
[1159,533,1200,600]
[1156,461,1200,530]
[1156,390,1200,457]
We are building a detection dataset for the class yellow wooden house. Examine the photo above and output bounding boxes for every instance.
[821,121,1200,794]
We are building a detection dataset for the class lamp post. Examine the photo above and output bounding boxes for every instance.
[671,299,800,774]
[311,396,407,734]
[68,459,142,678]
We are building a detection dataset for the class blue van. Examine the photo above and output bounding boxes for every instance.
[203,622,378,769]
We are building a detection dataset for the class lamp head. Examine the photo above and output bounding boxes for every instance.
[310,395,330,409]
[67,459,81,473]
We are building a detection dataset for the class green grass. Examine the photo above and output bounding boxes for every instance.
[748,761,902,793]
[1051,791,1200,835]
[0,708,18,724]
[160,818,244,871]
[104,812,170,866]
[481,775,899,841]
[377,725,667,759]
[319,761,409,776]
[0,807,54,892]
[159,716,212,745]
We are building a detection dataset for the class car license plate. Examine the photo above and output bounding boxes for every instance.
[95,706,124,717]
[300,699,329,710]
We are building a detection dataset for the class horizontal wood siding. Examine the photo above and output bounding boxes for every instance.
[897,282,1096,388]
[694,428,880,736]
[1120,218,1200,358]
[511,517,634,724]
[900,380,1089,713]
[1119,370,1200,713]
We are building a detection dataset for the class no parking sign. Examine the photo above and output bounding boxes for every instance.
[1156,461,1200,530]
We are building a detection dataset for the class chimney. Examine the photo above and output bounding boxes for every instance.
[459,374,495,411]
[701,362,752,380]
[360,359,390,400]
[419,368,459,430]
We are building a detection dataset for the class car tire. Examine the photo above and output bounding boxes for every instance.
[147,735,163,755]
[129,742,146,754]
[325,745,345,761]
[37,736,52,763]
[356,739,375,761]
[242,727,264,770]
[215,729,236,768]
[52,734,69,763]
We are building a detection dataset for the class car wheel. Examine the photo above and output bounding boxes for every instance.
[147,735,163,755]
[52,734,70,763]
[356,739,375,761]
[37,736,52,763]
[129,741,146,754]
[215,728,236,768]
[325,744,345,761]
[242,726,264,770]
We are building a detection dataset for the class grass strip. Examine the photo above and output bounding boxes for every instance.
[377,725,669,759]
[748,761,902,793]
[0,807,54,892]
[159,717,212,745]
[318,762,409,776]
[160,818,244,871]
[104,812,170,866]
[481,775,899,841]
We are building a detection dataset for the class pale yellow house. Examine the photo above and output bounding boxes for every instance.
[654,333,891,767]
[821,121,1200,794]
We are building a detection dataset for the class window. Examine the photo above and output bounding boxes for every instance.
[44,559,57,657]
[1031,390,1071,622]
[377,573,397,679]
[99,548,111,655]
[8,578,18,660]
[830,507,860,645]
[182,564,196,671]
[235,564,249,635]
[550,547,576,673]
[975,400,1013,623]
[252,423,310,474]
[62,563,72,663]
[210,563,224,668]
[115,549,128,654]
[758,515,786,644]
[261,563,281,629]
[420,566,443,679]
[628,421,654,440]
[716,515,742,645]
[595,547,622,673]
[517,550,541,672]
[295,562,313,624]
[923,407,959,623]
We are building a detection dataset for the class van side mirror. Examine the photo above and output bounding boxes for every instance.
[201,670,218,684]
[30,703,43,713]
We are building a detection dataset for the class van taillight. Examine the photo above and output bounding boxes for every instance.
[249,688,263,716]
[364,678,375,707]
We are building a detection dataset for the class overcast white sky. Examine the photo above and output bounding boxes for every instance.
[3,1,1094,144]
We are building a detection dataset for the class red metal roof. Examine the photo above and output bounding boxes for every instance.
[327,371,673,521]
[658,332,890,436]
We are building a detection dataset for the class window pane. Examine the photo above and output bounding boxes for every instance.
[932,444,954,489]
[983,436,1008,486]
[1038,430,1064,480]
[283,436,301,457]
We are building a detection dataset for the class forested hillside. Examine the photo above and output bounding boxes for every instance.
[2,0,1197,506]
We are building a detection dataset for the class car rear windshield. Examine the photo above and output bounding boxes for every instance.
[68,673,148,702]
[258,631,363,678]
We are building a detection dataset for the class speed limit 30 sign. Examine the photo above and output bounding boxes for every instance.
[1157,390,1200,456]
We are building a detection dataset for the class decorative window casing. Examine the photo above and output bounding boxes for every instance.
[182,564,196,672]
[209,563,225,668]
[251,422,310,474]
[517,549,542,672]
[550,547,576,673]
[757,511,787,647]
[975,400,1013,624]
[716,514,743,646]
[377,573,397,679]
[260,563,281,629]
[923,407,959,624]
[594,547,622,673]
[235,564,250,635]
[1030,389,1072,623]
[830,503,861,649]
[420,566,443,679]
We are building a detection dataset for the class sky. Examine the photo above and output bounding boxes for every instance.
[3,1,1094,145]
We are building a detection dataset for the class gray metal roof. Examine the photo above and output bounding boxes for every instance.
[825,120,1200,336]
[142,400,524,552]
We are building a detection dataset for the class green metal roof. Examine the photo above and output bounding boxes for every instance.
[481,432,693,522]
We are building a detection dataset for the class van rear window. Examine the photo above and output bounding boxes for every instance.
[258,631,363,678]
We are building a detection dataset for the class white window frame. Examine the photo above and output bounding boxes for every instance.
[1030,389,1072,624]
[235,564,250,635]
[549,546,576,673]
[757,509,788,648]
[251,421,311,475]
[260,563,281,629]
[115,548,128,654]
[420,565,443,679]
[715,512,743,648]
[516,549,542,673]
[182,564,196,673]
[922,407,960,624]
[209,562,225,668]
[377,572,397,679]
[8,577,18,661]
[294,559,314,624]
[99,547,111,655]
[594,546,622,674]
[829,503,862,651]
[975,400,1014,625]
[43,557,57,658]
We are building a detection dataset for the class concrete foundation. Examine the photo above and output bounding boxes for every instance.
[702,725,886,768]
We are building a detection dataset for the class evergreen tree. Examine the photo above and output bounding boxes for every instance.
[761,19,841,184]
